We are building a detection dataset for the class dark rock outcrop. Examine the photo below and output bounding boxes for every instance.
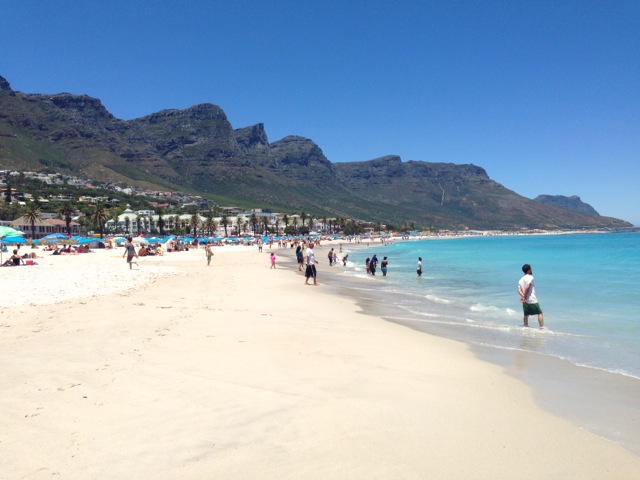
[534,195,599,216]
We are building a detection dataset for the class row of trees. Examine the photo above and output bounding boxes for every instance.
[8,200,396,239]
[2,178,418,239]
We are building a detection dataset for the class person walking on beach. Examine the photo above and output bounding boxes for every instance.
[304,242,318,285]
[205,244,214,266]
[328,248,334,266]
[417,257,423,277]
[270,252,276,269]
[123,236,139,270]
[296,245,304,272]
[381,256,388,276]
[518,264,544,329]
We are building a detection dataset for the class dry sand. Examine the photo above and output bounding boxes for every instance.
[1,245,639,479]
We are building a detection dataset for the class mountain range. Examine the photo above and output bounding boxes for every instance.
[0,75,630,229]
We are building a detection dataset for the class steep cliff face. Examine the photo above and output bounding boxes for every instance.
[127,103,242,188]
[534,195,599,216]
[269,136,336,183]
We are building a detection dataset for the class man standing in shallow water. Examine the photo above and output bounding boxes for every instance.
[518,263,544,329]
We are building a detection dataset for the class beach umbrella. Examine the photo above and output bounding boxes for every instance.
[181,237,194,242]
[2,235,26,244]
[42,233,68,241]
[0,226,23,237]
[78,237,101,245]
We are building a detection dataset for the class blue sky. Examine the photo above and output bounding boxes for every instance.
[1,1,638,225]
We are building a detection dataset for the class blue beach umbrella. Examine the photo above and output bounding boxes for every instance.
[42,233,68,240]
[2,235,26,244]
[78,237,97,245]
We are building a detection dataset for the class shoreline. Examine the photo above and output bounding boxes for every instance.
[306,240,640,457]
[2,244,640,478]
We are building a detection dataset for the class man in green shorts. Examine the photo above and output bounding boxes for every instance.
[518,264,544,329]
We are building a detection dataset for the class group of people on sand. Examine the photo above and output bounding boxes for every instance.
[1,247,39,266]
[138,244,164,257]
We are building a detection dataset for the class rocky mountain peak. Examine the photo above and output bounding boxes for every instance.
[234,123,269,151]
[0,75,13,94]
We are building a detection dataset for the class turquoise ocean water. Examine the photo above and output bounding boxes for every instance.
[340,232,640,380]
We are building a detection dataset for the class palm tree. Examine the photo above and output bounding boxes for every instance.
[135,215,143,235]
[321,216,328,233]
[58,202,76,236]
[111,208,120,234]
[300,211,308,227]
[308,217,315,233]
[235,215,243,236]
[190,212,201,238]
[262,216,270,235]
[282,214,289,231]
[156,206,165,235]
[292,216,299,233]
[249,213,258,235]
[172,214,180,234]
[204,209,217,236]
[221,215,230,237]
[205,217,217,236]
[23,202,41,240]
[91,204,109,237]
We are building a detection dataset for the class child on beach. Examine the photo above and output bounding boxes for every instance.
[205,245,214,266]
[270,252,276,269]
[123,237,139,270]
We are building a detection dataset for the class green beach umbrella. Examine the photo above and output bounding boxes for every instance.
[0,226,23,237]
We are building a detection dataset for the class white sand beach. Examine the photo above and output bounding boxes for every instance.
[1,244,640,479]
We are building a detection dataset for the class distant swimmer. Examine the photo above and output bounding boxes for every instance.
[381,256,388,276]
[416,257,423,277]
[518,263,545,329]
